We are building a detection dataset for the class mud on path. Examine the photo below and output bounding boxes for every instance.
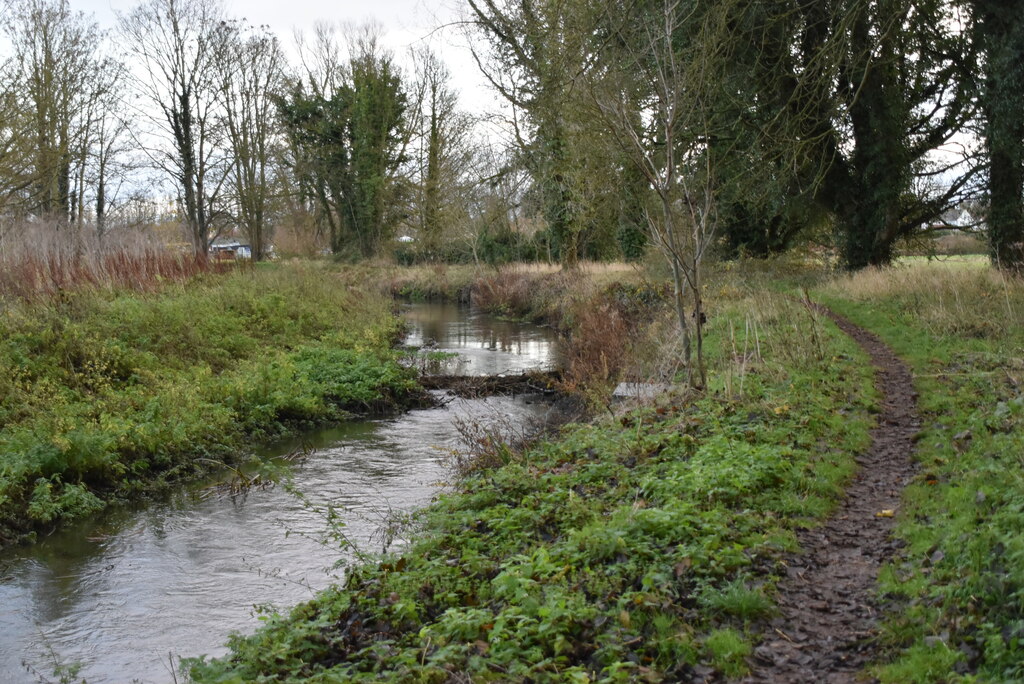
[740,306,921,683]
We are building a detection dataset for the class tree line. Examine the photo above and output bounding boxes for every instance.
[467,0,1024,271]
[0,0,1022,272]
[0,0,485,261]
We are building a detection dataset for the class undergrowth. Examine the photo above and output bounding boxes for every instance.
[0,265,417,546]
[188,278,877,682]
[820,263,1024,682]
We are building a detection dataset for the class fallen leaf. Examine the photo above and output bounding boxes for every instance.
[875,509,895,518]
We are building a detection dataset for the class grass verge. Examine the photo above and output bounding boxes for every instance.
[187,276,878,682]
[819,263,1024,682]
[0,264,418,547]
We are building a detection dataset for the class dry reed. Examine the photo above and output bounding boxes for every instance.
[0,221,217,299]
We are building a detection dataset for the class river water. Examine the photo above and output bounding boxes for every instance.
[0,301,560,684]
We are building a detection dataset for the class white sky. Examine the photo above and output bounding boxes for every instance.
[70,0,493,112]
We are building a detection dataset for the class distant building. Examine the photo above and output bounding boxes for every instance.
[210,240,252,260]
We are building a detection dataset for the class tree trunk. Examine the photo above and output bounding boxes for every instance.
[975,1,1024,271]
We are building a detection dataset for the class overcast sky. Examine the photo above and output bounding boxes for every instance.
[74,0,457,45]
[70,0,492,111]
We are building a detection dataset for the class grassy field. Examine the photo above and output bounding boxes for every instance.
[188,267,881,682]
[0,263,417,547]
[819,262,1024,682]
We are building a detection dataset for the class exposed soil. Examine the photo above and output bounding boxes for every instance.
[740,305,921,683]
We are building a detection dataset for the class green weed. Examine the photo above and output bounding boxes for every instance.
[0,265,415,545]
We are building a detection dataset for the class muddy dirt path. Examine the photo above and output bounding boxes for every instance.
[741,306,920,683]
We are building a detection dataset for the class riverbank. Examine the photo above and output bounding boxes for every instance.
[0,264,418,548]
[189,267,882,681]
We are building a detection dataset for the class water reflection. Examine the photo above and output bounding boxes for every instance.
[403,301,561,376]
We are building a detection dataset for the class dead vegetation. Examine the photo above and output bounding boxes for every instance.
[0,222,223,300]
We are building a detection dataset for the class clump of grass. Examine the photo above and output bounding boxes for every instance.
[704,628,753,678]
[699,578,775,622]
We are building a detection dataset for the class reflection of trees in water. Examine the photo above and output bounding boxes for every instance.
[405,302,556,363]
[483,329,525,354]
[406,304,461,345]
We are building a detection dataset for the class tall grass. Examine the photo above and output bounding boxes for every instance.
[826,262,1022,339]
[0,221,214,299]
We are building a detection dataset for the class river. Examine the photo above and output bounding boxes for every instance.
[0,301,560,684]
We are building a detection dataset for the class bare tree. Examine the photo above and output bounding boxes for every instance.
[119,0,228,258]
[591,0,738,387]
[215,20,286,261]
[0,58,34,220]
[293,21,347,100]
[89,59,135,241]
[3,0,106,223]
[66,48,134,238]
[407,47,476,257]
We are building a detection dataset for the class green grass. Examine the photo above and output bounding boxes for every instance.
[819,262,1024,682]
[187,280,878,682]
[704,628,753,678]
[0,264,417,545]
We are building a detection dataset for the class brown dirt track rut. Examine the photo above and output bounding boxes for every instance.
[738,306,921,683]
